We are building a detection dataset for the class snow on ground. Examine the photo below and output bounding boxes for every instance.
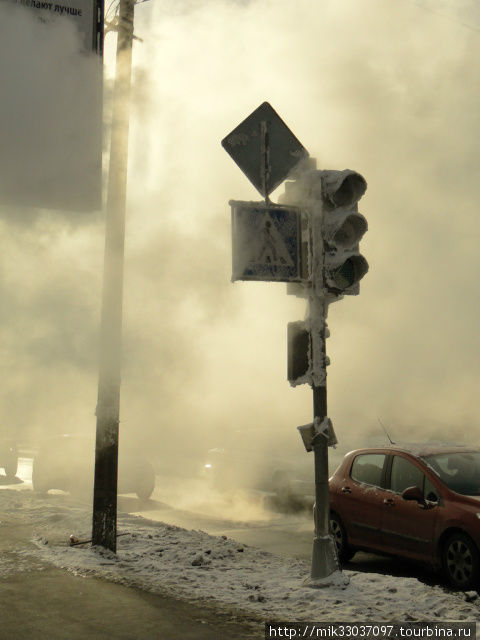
[2,489,480,623]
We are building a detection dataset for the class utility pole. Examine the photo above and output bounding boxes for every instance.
[92,0,135,552]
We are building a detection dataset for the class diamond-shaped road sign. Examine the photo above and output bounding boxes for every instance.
[222,102,308,198]
[230,201,302,282]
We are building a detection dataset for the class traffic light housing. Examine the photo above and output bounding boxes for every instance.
[287,309,329,388]
[281,168,369,298]
[287,321,311,385]
[319,170,368,296]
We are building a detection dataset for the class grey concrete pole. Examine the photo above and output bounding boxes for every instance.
[92,0,135,552]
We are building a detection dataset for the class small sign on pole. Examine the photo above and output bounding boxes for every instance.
[230,201,302,283]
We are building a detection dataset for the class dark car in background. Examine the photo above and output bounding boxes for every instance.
[201,442,346,512]
[32,434,155,500]
[329,444,480,589]
[202,446,315,498]
[0,438,18,478]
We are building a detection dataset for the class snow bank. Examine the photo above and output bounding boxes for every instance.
[2,490,479,623]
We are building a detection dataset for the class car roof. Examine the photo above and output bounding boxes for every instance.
[346,442,480,458]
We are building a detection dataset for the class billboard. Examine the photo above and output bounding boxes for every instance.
[0,0,103,211]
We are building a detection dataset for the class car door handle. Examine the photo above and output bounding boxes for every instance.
[383,498,395,507]
[341,486,351,494]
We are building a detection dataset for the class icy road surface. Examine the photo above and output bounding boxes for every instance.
[0,485,479,624]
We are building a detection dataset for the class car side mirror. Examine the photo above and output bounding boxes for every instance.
[402,486,425,506]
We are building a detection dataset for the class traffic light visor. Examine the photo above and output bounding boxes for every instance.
[323,170,367,208]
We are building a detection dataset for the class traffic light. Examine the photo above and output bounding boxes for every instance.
[282,168,368,298]
[287,312,329,387]
[318,170,368,297]
[287,321,311,385]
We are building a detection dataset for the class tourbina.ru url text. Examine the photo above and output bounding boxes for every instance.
[265,623,476,640]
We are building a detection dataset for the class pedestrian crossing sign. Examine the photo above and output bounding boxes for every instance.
[230,201,302,282]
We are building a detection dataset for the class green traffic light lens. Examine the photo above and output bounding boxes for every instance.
[331,255,369,290]
[333,260,356,289]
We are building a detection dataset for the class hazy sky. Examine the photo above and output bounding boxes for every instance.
[1,0,479,462]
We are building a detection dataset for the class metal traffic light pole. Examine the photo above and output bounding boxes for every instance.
[309,301,340,582]
[311,382,337,576]
[305,168,368,584]
[307,245,341,584]
[92,0,135,552]
[283,171,341,583]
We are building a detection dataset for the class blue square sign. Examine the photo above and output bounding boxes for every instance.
[231,201,302,282]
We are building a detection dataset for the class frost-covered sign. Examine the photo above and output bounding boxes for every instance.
[0,0,103,211]
[221,102,308,198]
[230,201,301,282]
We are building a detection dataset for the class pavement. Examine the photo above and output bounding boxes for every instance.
[0,496,263,640]
[1,568,262,640]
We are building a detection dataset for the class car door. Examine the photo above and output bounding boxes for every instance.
[337,452,389,550]
[381,454,439,562]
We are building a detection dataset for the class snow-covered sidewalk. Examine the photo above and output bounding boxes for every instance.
[2,489,479,623]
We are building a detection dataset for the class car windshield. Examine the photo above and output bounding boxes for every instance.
[422,451,480,496]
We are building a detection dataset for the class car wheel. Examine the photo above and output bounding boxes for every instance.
[272,470,294,497]
[135,461,155,500]
[442,533,479,590]
[32,462,49,493]
[330,513,356,562]
[269,470,305,512]
[4,453,18,478]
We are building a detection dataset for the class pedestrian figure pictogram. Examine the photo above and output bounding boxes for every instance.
[257,216,294,267]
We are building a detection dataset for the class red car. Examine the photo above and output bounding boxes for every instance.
[329,444,480,589]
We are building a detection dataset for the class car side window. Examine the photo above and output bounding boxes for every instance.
[350,454,386,487]
[390,456,424,494]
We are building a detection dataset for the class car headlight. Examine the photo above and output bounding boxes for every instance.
[204,463,212,469]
